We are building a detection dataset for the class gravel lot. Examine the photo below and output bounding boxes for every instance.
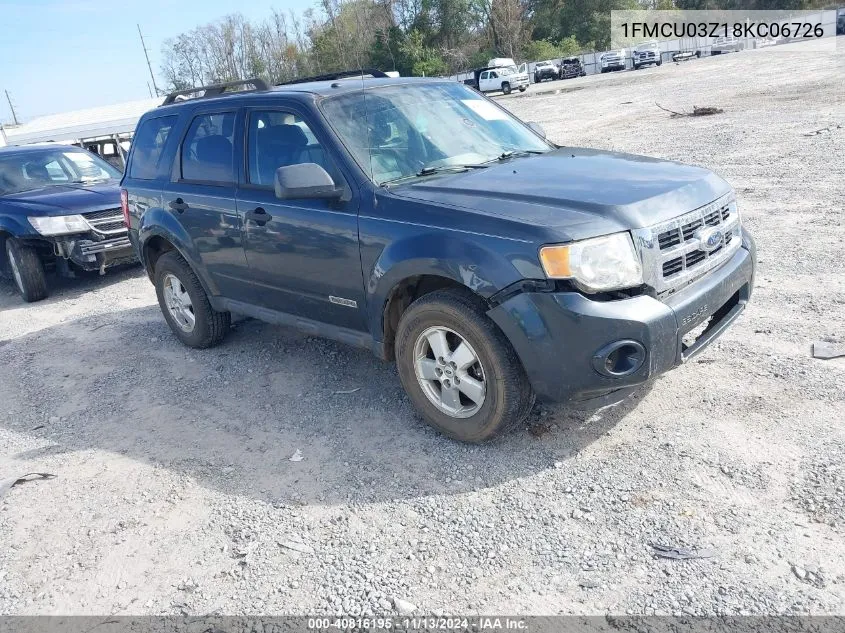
[1,40,843,617]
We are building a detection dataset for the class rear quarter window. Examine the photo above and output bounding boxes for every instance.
[129,115,178,180]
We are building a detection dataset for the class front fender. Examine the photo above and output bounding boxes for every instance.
[137,207,219,296]
[0,214,39,239]
[365,231,527,342]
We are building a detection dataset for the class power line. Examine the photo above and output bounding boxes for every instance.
[4,90,19,126]
[137,24,159,96]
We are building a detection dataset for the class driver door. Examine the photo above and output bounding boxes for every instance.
[235,106,367,331]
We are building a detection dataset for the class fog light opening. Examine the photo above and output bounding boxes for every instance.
[592,340,646,378]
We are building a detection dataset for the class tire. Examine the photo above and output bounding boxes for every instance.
[502,82,511,95]
[153,251,230,348]
[5,238,48,303]
[534,74,540,83]
[600,68,607,73]
[656,59,662,66]
[518,86,527,92]
[395,288,535,443]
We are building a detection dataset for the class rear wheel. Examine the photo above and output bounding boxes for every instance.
[154,251,230,348]
[518,86,527,92]
[395,289,534,443]
[5,238,48,303]
[502,82,511,95]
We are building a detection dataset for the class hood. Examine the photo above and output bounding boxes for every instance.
[0,181,121,217]
[391,148,732,241]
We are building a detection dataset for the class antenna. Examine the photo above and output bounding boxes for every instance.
[4,90,19,126]
[137,24,159,96]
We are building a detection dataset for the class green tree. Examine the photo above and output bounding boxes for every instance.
[522,38,560,60]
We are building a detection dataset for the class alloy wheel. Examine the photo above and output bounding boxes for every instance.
[6,245,24,295]
[163,273,196,332]
[413,326,486,418]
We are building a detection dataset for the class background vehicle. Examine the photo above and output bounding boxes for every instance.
[711,36,744,54]
[600,50,625,72]
[533,61,559,83]
[478,66,529,93]
[488,57,516,69]
[633,41,662,69]
[124,75,755,443]
[672,50,701,62]
[559,57,586,78]
[0,145,134,302]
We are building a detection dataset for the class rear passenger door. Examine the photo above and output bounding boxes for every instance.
[163,108,252,300]
[235,106,366,331]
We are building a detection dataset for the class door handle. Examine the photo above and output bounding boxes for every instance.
[245,207,272,226]
[169,198,189,213]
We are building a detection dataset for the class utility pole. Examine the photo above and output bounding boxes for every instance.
[4,90,19,126]
[137,24,159,96]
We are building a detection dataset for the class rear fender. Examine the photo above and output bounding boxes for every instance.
[138,207,219,297]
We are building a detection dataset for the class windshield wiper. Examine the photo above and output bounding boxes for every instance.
[486,149,547,163]
[380,164,489,187]
[70,178,109,185]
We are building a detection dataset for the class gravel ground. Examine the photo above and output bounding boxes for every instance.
[1,40,843,617]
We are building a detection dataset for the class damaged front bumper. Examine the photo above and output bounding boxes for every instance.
[57,234,136,272]
[48,233,136,274]
[488,233,756,406]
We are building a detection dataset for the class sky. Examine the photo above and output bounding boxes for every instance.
[0,0,314,123]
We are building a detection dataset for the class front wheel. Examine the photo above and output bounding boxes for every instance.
[518,86,527,92]
[502,82,511,95]
[5,238,48,303]
[395,289,535,443]
[154,251,230,348]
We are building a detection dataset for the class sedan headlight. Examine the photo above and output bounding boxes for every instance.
[28,215,90,236]
[539,232,643,293]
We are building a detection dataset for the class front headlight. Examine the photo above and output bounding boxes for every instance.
[539,232,643,293]
[28,215,90,236]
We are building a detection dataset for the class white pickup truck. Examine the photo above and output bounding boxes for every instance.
[477,65,529,94]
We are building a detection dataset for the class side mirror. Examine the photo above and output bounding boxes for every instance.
[275,163,341,200]
[527,121,547,139]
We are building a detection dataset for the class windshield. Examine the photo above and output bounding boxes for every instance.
[0,148,120,195]
[320,82,551,185]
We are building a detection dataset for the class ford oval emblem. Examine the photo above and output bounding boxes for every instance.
[695,227,722,252]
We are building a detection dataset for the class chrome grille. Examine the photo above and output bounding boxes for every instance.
[632,192,742,296]
[83,208,126,237]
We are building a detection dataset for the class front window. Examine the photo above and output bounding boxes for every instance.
[0,148,120,195]
[320,82,551,185]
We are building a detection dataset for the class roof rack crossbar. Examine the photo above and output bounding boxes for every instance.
[276,69,389,86]
[162,78,270,105]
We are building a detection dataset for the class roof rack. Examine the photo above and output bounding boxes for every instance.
[276,69,389,86]
[161,78,270,106]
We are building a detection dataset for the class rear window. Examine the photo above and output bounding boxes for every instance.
[129,115,177,180]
